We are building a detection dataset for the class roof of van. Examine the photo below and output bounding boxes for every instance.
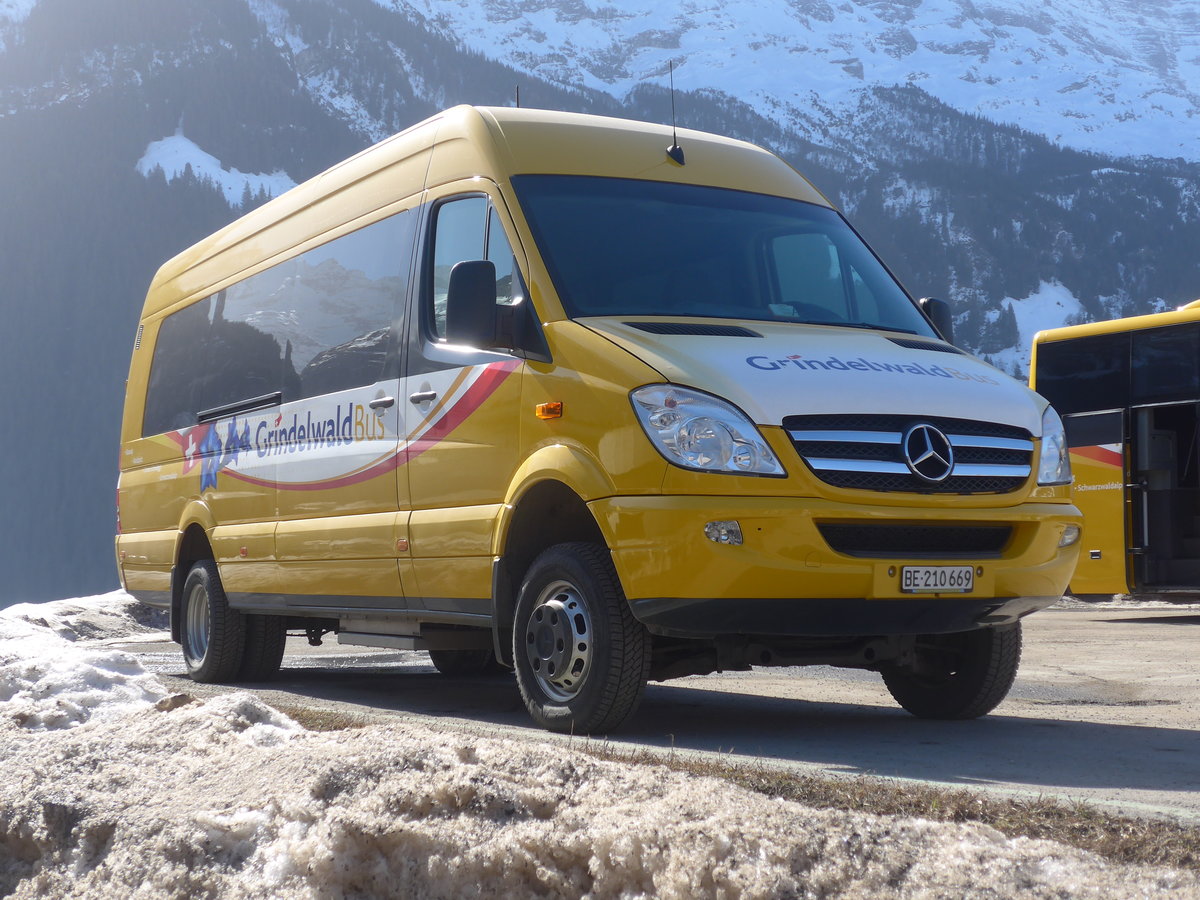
[141,105,831,318]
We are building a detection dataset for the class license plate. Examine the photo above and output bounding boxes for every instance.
[900,565,974,593]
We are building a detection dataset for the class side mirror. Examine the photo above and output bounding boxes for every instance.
[919,297,955,345]
[446,260,498,348]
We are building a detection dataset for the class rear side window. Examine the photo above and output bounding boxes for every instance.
[142,298,212,436]
[142,209,415,436]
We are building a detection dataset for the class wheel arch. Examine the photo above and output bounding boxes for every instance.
[170,504,217,643]
[491,478,607,666]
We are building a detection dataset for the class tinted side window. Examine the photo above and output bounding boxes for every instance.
[1035,333,1130,415]
[143,297,212,436]
[431,197,488,338]
[195,288,286,415]
[141,211,414,435]
[282,210,415,400]
[1131,324,1200,406]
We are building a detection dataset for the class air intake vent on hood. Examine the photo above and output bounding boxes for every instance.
[625,322,763,337]
[886,336,965,355]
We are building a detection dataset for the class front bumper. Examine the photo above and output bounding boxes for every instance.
[590,495,1081,638]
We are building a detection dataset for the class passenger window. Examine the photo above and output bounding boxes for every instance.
[143,298,212,435]
[1132,324,1200,406]
[431,197,488,337]
[141,210,414,434]
[194,287,286,416]
[281,210,414,400]
[1036,333,1130,415]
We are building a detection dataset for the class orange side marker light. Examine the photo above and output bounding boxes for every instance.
[536,401,564,420]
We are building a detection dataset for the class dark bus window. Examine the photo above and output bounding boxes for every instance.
[284,210,414,400]
[1035,332,1130,415]
[1063,410,1123,449]
[1131,324,1200,406]
[194,288,286,415]
[142,297,212,436]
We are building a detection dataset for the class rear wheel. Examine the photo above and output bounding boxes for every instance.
[513,542,651,734]
[238,614,287,681]
[882,623,1022,719]
[180,560,245,683]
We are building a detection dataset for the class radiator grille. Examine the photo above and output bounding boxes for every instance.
[785,414,1033,494]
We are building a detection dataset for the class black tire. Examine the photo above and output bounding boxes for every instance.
[237,614,287,681]
[180,560,245,683]
[512,542,651,734]
[882,623,1022,719]
[428,647,507,676]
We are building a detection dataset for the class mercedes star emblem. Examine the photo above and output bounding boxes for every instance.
[902,424,954,482]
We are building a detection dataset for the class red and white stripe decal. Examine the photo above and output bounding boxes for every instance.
[221,360,520,492]
[1071,443,1122,469]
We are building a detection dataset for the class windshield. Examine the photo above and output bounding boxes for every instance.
[511,175,935,337]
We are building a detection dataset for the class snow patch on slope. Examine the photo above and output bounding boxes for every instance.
[136,131,296,208]
[988,280,1085,377]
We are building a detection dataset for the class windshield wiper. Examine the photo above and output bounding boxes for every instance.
[793,320,921,336]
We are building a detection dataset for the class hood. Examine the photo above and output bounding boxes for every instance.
[582,318,1047,435]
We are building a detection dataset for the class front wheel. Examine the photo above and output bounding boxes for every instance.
[513,543,651,734]
[882,623,1022,719]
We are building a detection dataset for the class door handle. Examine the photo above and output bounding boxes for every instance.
[368,396,396,410]
[409,391,438,405]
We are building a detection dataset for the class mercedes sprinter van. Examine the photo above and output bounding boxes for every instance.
[117,106,1081,733]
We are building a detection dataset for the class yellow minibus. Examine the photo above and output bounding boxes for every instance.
[118,106,1081,732]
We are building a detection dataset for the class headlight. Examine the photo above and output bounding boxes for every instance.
[630,385,785,476]
[1037,405,1071,485]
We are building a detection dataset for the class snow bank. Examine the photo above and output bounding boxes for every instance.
[3,694,1197,899]
[1,593,1196,898]
[0,592,168,731]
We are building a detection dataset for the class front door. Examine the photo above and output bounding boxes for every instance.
[403,188,525,616]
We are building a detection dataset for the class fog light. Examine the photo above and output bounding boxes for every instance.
[704,521,743,545]
[1059,524,1081,548]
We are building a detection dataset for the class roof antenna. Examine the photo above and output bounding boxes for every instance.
[666,61,685,165]
[515,84,521,108]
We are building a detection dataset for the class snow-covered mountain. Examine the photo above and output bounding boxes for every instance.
[393,0,1200,162]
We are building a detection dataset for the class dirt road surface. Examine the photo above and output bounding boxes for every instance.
[117,602,1200,823]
